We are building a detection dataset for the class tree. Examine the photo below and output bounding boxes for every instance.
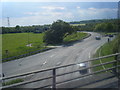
[94,23,106,32]
[105,23,114,32]
[94,23,115,32]
[15,25,20,30]
[15,25,21,33]
[43,20,74,44]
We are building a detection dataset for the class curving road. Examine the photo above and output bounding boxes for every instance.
[2,32,110,88]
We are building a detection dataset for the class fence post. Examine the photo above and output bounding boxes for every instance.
[116,54,120,89]
[52,68,56,90]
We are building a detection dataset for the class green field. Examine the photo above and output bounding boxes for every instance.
[2,33,45,59]
[70,24,86,26]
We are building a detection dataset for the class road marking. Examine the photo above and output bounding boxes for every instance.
[43,61,47,65]
[89,52,91,58]
[94,46,101,54]
[56,62,61,66]
[99,47,107,72]
[88,52,92,74]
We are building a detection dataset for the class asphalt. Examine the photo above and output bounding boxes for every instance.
[2,32,111,88]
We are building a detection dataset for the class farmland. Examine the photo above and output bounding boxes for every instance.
[70,24,86,26]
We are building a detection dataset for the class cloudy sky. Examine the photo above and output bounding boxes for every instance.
[1,1,119,27]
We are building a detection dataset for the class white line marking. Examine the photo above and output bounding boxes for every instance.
[94,46,101,54]
[89,52,91,59]
[43,61,47,65]
[56,62,61,66]
[99,47,107,72]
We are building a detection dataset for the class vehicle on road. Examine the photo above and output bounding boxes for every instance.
[78,63,88,75]
[104,34,114,37]
[95,36,101,40]
[108,34,114,37]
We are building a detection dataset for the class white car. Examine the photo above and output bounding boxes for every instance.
[77,63,88,75]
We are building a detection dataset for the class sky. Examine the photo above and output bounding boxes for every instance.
[0,1,119,27]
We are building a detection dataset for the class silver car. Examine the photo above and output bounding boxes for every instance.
[95,36,101,40]
[78,63,88,75]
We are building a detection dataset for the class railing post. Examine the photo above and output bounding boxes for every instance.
[116,54,120,89]
[52,68,56,90]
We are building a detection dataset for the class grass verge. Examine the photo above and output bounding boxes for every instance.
[2,78,24,86]
[63,32,88,43]
[92,36,118,73]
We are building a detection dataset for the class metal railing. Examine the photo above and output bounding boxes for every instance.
[1,53,120,89]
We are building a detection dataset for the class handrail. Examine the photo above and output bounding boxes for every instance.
[56,60,119,77]
[1,53,120,89]
[37,65,120,89]
[2,65,120,89]
[2,53,120,80]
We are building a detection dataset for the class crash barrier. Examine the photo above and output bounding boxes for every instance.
[2,48,53,62]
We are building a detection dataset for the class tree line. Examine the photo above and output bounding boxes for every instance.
[71,19,119,32]
[1,25,51,34]
[2,19,119,34]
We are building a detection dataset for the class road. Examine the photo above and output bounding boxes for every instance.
[2,32,110,88]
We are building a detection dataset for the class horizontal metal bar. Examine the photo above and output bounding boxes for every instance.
[2,60,118,89]
[54,53,120,70]
[2,69,53,80]
[36,65,120,89]
[32,84,52,89]
[56,65,120,85]
[2,53,120,80]
[56,60,118,77]
[2,64,120,89]
[2,58,118,81]
[2,75,53,89]
[2,48,52,61]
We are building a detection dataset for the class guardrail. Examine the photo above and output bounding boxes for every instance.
[2,48,53,62]
[1,53,120,89]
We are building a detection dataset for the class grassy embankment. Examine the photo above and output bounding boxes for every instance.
[63,32,88,42]
[92,34,120,72]
[2,32,88,62]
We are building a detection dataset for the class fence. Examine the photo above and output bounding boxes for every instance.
[1,53,120,89]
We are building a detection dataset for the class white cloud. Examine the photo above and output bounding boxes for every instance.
[76,6,80,9]
[88,7,117,12]
[88,7,97,10]
[24,12,41,15]
[2,11,74,26]
[41,6,65,10]
[76,7,117,20]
